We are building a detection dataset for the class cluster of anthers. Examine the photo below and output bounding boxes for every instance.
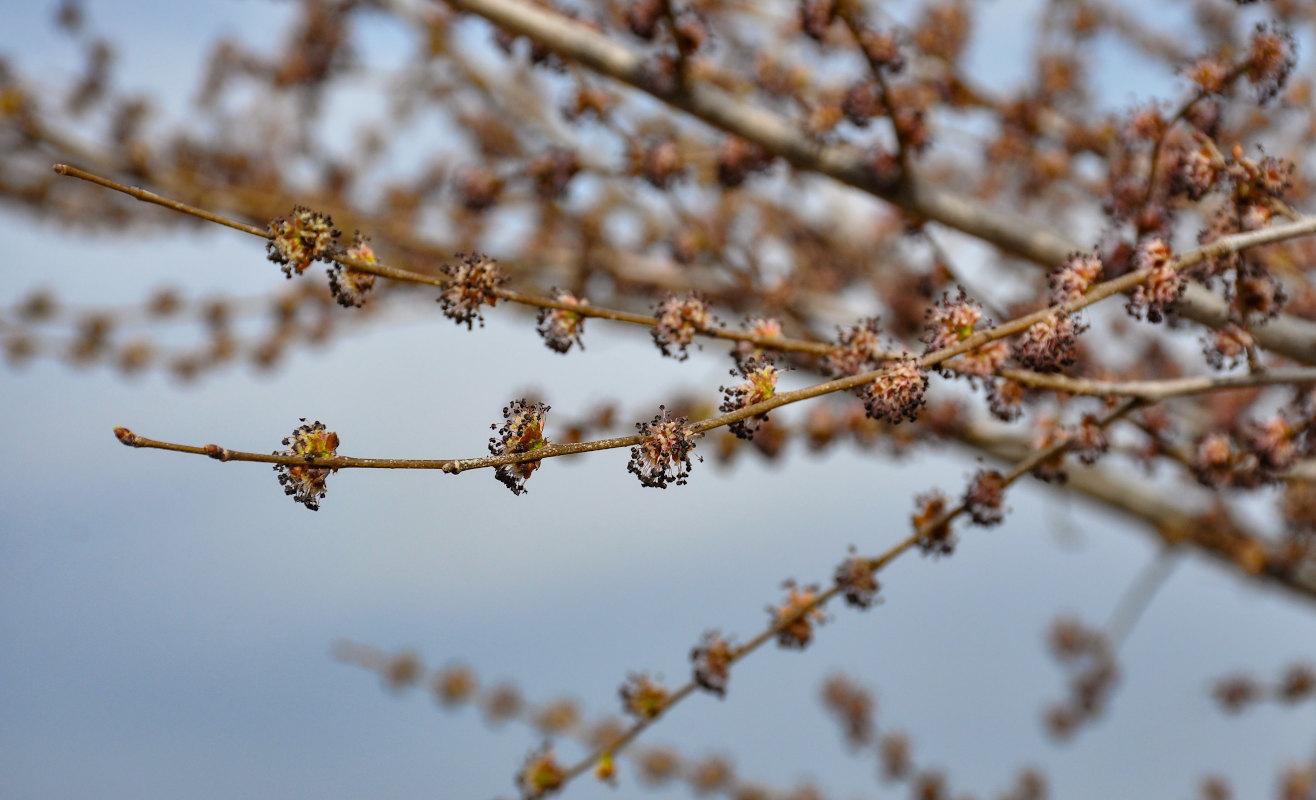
[922,289,986,353]
[651,291,718,360]
[273,419,340,511]
[535,288,588,353]
[618,672,669,719]
[266,206,340,278]
[488,399,550,496]
[327,233,377,308]
[1126,239,1182,323]
[718,357,780,440]
[437,252,508,329]
[769,581,827,650]
[690,630,735,696]
[861,357,928,424]
[627,405,701,488]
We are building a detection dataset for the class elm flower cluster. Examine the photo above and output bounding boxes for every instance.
[988,379,1027,422]
[834,547,880,609]
[1031,418,1070,484]
[1069,414,1109,465]
[437,252,507,329]
[1126,239,1182,323]
[912,489,954,557]
[1050,252,1104,304]
[1171,141,1221,201]
[922,289,986,353]
[267,206,339,278]
[273,418,339,511]
[951,339,1009,380]
[517,743,565,800]
[652,291,717,360]
[821,674,876,748]
[963,469,1007,527]
[488,399,550,496]
[769,581,826,649]
[618,673,669,719]
[1203,323,1254,370]
[861,357,928,424]
[327,232,377,308]
[719,358,779,440]
[535,288,588,353]
[825,317,885,376]
[1244,413,1310,474]
[1192,431,1242,487]
[628,405,701,488]
[732,316,783,366]
[1015,310,1084,373]
[690,630,735,696]
[1245,22,1296,103]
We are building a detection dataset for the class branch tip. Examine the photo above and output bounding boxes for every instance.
[113,427,140,446]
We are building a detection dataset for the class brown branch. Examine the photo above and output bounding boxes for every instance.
[439,0,1316,365]
[108,213,1316,476]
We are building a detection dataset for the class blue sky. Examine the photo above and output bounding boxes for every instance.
[2,2,1314,799]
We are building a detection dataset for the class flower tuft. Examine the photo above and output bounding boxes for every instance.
[861,357,928,424]
[963,469,1007,527]
[1126,239,1181,323]
[652,291,718,360]
[267,206,340,278]
[488,399,550,496]
[825,317,885,376]
[769,581,826,649]
[273,418,340,511]
[1015,310,1084,373]
[912,490,955,557]
[327,232,377,308]
[437,252,507,329]
[619,672,669,719]
[628,405,702,488]
[1203,323,1254,370]
[732,316,783,366]
[1069,414,1108,465]
[719,358,779,440]
[834,546,880,609]
[1050,252,1104,304]
[923,289,986,353]
[535,289,588,353]
[690,630,735,696]
[517,743,566,799]
[821,674,876,749]
[1245,22,1296,103]
[988,379,1027,422]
